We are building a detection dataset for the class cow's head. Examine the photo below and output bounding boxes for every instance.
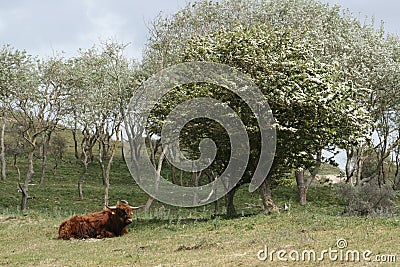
[107,201,142,226]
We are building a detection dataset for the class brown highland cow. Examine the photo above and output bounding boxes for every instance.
[58,201,141,239]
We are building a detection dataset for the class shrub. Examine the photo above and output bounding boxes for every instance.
[337,182,398,216]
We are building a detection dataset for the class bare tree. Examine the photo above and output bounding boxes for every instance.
[0,45,18,182]
[1,48,54,210]
[67,41,136,204]
[1,47,38,209]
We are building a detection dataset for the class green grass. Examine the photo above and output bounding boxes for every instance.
[1,203,399,266]
[0,154,399,266]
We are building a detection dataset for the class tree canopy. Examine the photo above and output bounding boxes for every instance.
[141,0,400,211]
[1,0,400,214]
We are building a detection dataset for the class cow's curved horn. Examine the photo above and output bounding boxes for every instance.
[106,205,117,209]
[131,205,145,210]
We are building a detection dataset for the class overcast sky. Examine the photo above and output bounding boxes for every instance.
[1,0,399,60]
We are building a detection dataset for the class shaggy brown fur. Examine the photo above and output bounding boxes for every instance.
[58,201,134,239]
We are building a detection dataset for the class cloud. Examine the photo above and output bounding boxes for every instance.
[83,0,127,37]
[0,0,179,58]
[324,0,400,35]
[0,0,93,56]
[1,0,398,60]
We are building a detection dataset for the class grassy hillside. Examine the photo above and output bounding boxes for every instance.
[0,186,399,266]
[0,155,399,266]
[0,129,399,266]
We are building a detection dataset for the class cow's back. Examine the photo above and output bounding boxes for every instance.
[58,214,98,239]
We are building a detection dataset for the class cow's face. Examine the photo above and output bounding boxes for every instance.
[115,202,133,225]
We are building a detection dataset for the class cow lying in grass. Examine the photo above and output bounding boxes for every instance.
[58,200,142,239]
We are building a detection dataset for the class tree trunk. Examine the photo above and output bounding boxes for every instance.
[260,178,279,214]
[103,127,119,208]
[394,177,400,191]
[99,143,111,207]
[295,168,307,205]
[104,177,110,208]
[21,148,35,210]
[72,129,79,160]
[260,178,272,205]
[144,149,166,211]
[192,171,201,206]
[124,122,143,183]
[355,157,363,186]
[171,165,177,184]
[121,131,126,162]
[13,153,21,182]
[345,148,354,184]
[190,171,196,186]
[225,187,236,218]
[130,138,143,183]
[78,127,98,199]
[205,170,219,215]
[103,136,110,159]
[98,142,106,185]
[40,132,51,185]
[148,137,156,165]
[393,150,400,190]
[40,153,47,184]
[144,197,154,211]
[52,159,59,176]
[379,150,386,186]
[78,149,88,200]
[0,120,6,181]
